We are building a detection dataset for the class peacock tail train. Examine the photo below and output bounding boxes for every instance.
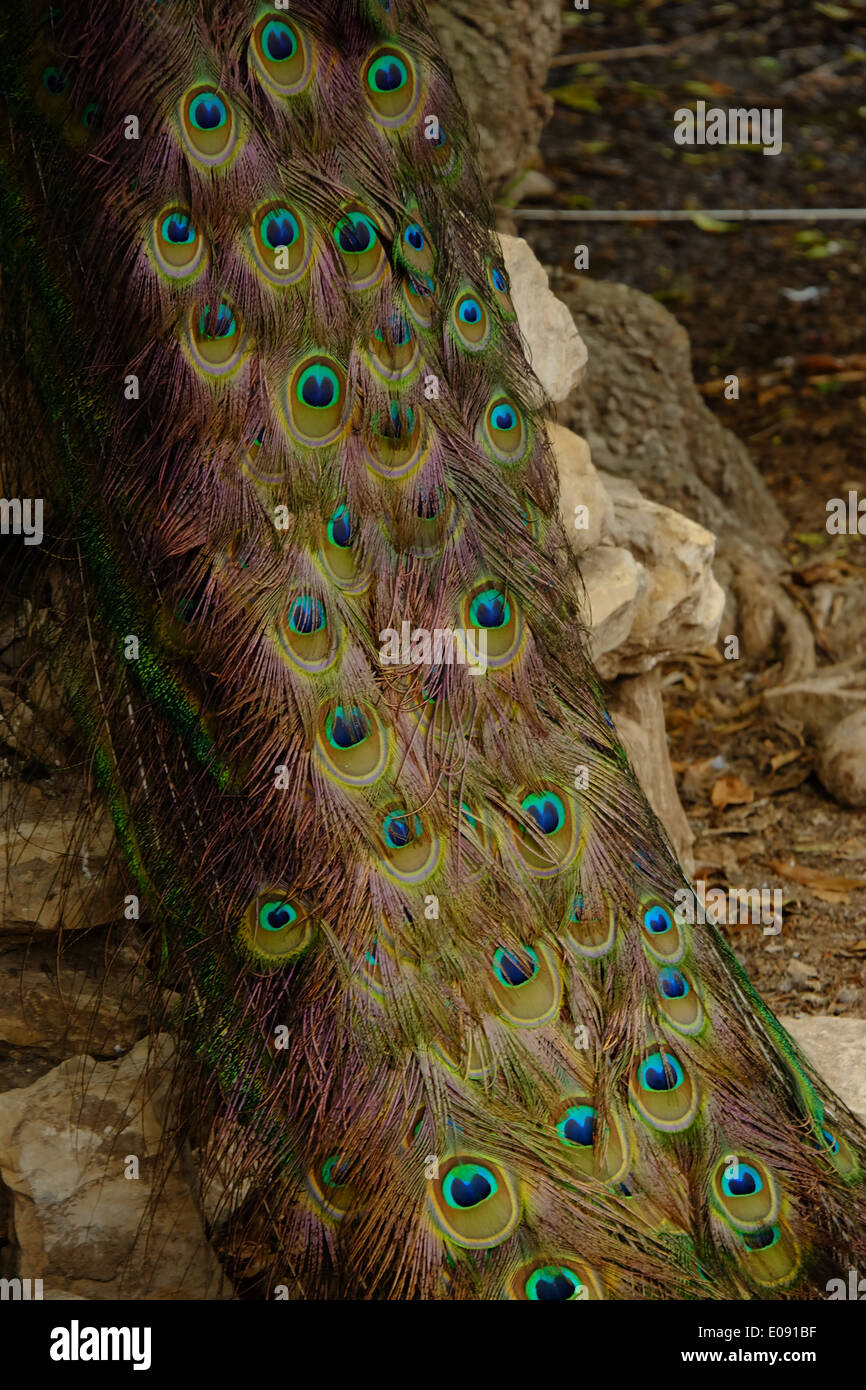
[1,0,864,1301]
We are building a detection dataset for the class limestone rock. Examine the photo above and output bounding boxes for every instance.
[782,1016,866,1122]
[815,708,866,809]
[500,235,588,403]
[0,1035,229,1299]
[549,423,614,555]
[579,546,645,663]
[594,472,725,678]
[608,671,695,875]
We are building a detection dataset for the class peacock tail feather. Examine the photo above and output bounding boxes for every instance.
[1,0,864,1300]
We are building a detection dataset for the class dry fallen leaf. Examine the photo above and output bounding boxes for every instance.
[770,749,805,772]
[711,774,755,809]
[769,859,866,905]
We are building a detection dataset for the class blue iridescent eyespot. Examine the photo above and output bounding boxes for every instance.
[442,1163,497,1210]
[557,1105,596,1148]
[521,792,566,836]
[162,213,195,245]
[262,19,297,61]
[405,223,425,251]
[491,404,516,431]
[638,1051,684,1093]
[643,904,673,935]
[368,53,409,93]
[821,1128,840,1155]
[335,212,378,254]
[525,1267,584,1301]
[199,303,236,338]
[297,364,339,408]
[288,595,325,634]
[382,810,421,850]
[657,967,688,999]
[262,209,299,248]
[258,899,298,932]
[82,102,103,129]
[42,66,69,95]
[458,296,482,325]
[469,588,510,629]
[321,1155,351,1188]
[493,946,538,988]
[189,91,228,130]
[491,266,507,293]
[325,706,369,750]
[721,1163,763,1199]
[327,505,353,547]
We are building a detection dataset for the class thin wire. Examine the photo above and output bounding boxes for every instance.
[511,207,866,223]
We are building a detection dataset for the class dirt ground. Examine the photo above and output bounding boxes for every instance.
[523,0,866,1018]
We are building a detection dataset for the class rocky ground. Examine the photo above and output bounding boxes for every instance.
[519,0,866,1022]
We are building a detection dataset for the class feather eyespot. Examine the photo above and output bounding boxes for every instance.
[640,898,685,963]
[552,1095,629,1179]
[365,402,426,479]
[711,1156,778,1230]
[427,121,458,178]
[379,808,440,884]
[363,45,419,126]
[398,215,435,276]
[493,946,538,987]
[403,272,435,330]
[629,1049,698,1131]
[319,505,368,594]
[492,941,561,1026]
[510,1260,603,1301]
[305,1154,358,1220]
[314,703,389,786]
[656,966,703,1034]
[81,101,103,130]
[188,300,245,375]
[42,65,69,95]
[285,354,349,446]
[252,203,310,284]
[334,211,386,289]
[452,292,490,351]
[480,394,529,465]
[429,1156,519,1249]
[250,13,312,95]
[368,314,418,382]
[153,208,205,279]
[180,86,237,165]
[461,582,525,669]
[278,592,338,672]
[288,595,325,635]
[511,786,580,877]
[237,889,315,970]
[486,258,516,317]
[328,505,353,548]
